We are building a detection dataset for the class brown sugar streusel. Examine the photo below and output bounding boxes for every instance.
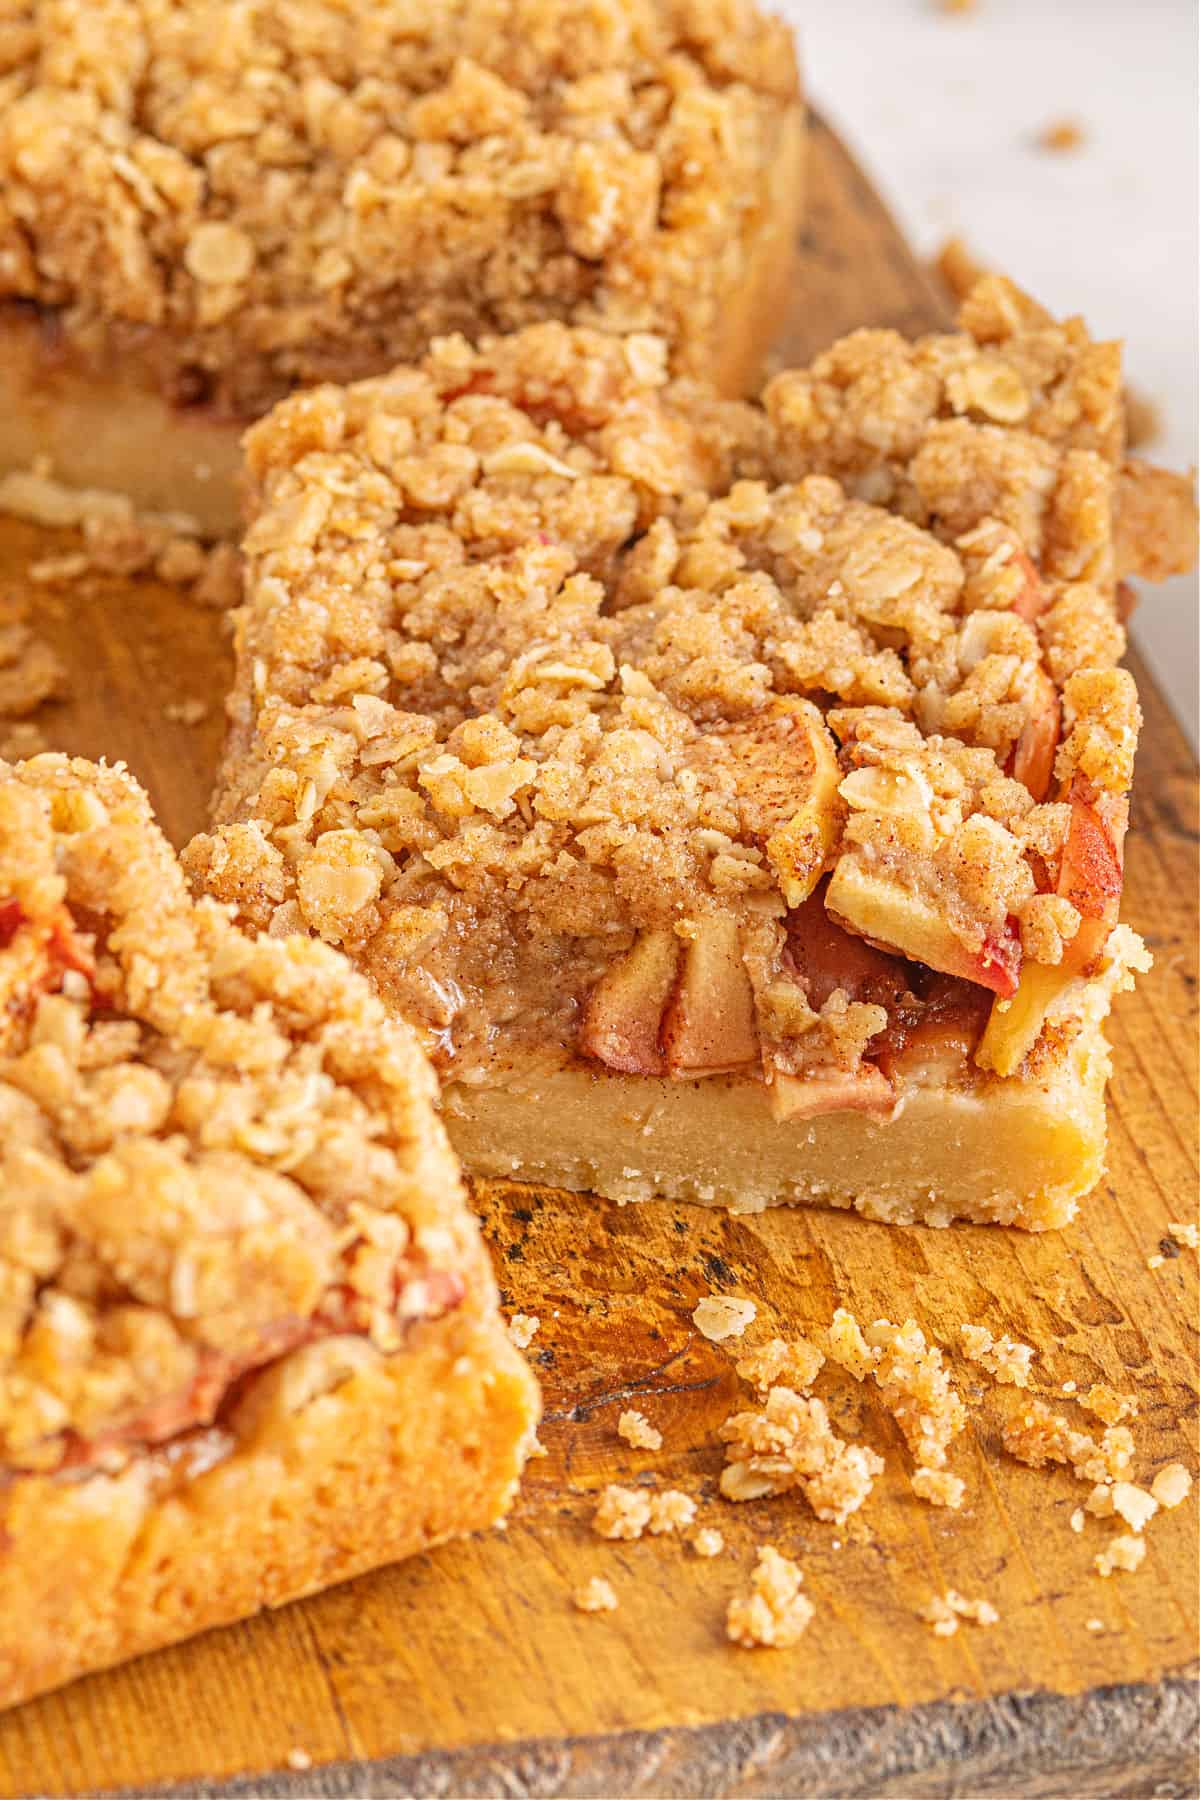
[0,0,800,412]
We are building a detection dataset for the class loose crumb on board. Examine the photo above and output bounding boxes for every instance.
[911,1468,966,1510]
[959,1324,1035,1388]
[507,1313,540,1349]
[1167,1221,1198,1250]
[693,1297,757,1342]
[735,1336,825,1395]
[719,1387,883,1524]
[726,1547,813,1649]
[617,1409,662,1451]
[592,1485,694,1540]
[1150,1463,1192,1509]
[691,1528,725,1558]
[573,1577,618,1614]
[1070,1508,1085,1534]
[1036,117,1087,153]
[163,698,209,726]
[1082,1384,1138,1427]
[919,1590,999,1636]
[1001,1399,1133,1485]
[1110,1483,1158,1534]
[285,1750,312,1773]
[1095,1535,1146,1577]
[1086,1618,1107,1633]
[647,1491,697,1535]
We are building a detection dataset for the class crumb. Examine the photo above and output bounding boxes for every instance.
[1085,1617,1106,1633]
[693,1297,758,1342]
[286,1749,312,1772]
[911,1468,966,1510]
[863,1318,967,1471]
[1061,1380,1077,1395]
[647,1490,697,1535]
[1150,1463,1192,1509]
[1001,1399,1133,1485]
[1036,118,1086,154]
[507,1313,540,1349]
[163,698,209,727]
[617,1409,662,1452]
[592,1485,651,1541]
[1147,1254,1166,1270]
[527,1437,548,1459]
[919,1589,998,1636]
[1110,1482,1158,1534]
[1086,1483,1114,1519]
[726,1546,813,1648]
[959,1323,1035,1388]
[573,1577,618,1614]
[719,1386,883,1524]
[826,1308,878,1380]
[1094,1534,1146,1577]
[1070,1508,1085,1533]
[735,1336,825,1395]
[931,236,987,303]
[1167,1221,1198,1251]
[1081,1384,1138,1427]
[691,1528,725,1558]
[28,553,90,584]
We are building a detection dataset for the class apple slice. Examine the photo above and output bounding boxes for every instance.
[1009,548,1049,623]
[975,960,1075,1078]
[785,888,910,1009]
[825,859,1021,998]
[768,1065,894,1121]
[1056,783,1127,974]
[763,702,845,907]
[1010,667,1060,802]
[578,929,680,1075]
[661,916,759,1077]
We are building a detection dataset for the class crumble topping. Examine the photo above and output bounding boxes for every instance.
[590,1481,693,1538]
[718,1385,884,1523]
[0,753,478,1479]
[911,1467,965,1509]
[1001,1398,1133,1485]
[734,1334,824,1395]
[1080,1383,1137,1427]
[188,291,1191,1118]
[958,1323,1035,1388]
[827,1313,966,1472]
[617,1408,662,1450]
[726,1545,813,1647]
[507,1312,540,1349]
[1094,1535,1146,1578]
[919,1589,998,1635]
[0,0,799,410]
[573,1576,618,1613]
[691,1526,724,1557]
[1150,1464,1192,1509]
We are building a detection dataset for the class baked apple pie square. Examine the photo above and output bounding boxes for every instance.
[189,280,1195,1228]
[0,0,803,534]
[0,754,539,1709]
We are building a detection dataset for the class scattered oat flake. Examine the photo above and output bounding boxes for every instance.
[573,1576,618,1614]
[1150,1463,1192,1509]
[920,1589,998,1636]
[911,1467,965,1510]
[617,1408,662,1451]
[1167,1221,1198,1250]
[507,1313,539,1349]
[726,1546,813,1649]
[592,1484,650,1540]
[959,1323,1035,1387]
[1037,118,1086,153]
[1095,1534,1146,1577]
[735,1335,824,1395]
[693,1296,757,1342]
[691,1528,725,1558]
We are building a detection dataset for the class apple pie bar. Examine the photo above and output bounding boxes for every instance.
[0,0,803,535]
[0,754,539,1709]
[189,281,1196,1228]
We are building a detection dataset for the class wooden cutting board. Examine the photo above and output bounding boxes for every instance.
[0,115,1195,1800]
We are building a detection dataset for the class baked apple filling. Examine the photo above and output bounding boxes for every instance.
[190,284,1190,1225]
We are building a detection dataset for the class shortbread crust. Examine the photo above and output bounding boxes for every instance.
[0,754,539,1708]
[0,0,803,531]
[189,284,1194,1226]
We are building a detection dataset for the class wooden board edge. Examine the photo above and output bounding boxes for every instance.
[112,1671,1200,1800]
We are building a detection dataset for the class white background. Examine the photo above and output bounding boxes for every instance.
[783,0,1198,744]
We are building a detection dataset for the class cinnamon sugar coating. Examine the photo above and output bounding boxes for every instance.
[0,0,800,413]
[0,753,500,1479]
[191,288,1193,1121]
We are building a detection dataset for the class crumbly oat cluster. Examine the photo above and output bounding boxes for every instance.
[0,0,799,411]
[0,753,484,1479]
[726,1545,812,1648]
[190,286,1193,1108]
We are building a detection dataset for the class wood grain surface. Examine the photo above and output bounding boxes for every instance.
[0,114,1196,1800]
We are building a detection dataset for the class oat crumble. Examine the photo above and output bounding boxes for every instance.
[693,1297,758,1342]
[1094,1534,1146,1578]
[919,1589,998,1636]
[507,1313,540,1350]
[617,1408,662,1450]
[735,1335,824,1395]
[726,1545,813,1648]
[573,1575,618,1613]
[691,1526,724,1557]
[719,1385,884,1523]
[958,1323,1035,1387]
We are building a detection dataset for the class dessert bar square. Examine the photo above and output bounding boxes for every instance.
[0,0,803,534]
[0,754,539,1709]
[191,280,1195,1228]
